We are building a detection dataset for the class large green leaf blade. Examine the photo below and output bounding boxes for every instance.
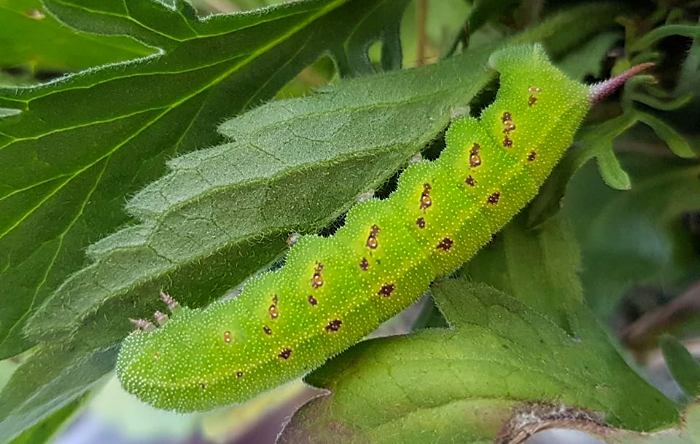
[0,0,410,359]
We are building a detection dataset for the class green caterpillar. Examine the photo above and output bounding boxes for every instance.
[116,45,649,412]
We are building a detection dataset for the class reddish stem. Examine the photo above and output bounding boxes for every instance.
[589,62,655,104]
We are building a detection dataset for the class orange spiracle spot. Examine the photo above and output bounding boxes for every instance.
[311,262,324,288]
[420,183,432,210]
[366,224,380,249]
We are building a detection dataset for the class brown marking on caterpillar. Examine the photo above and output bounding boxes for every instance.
[311,262,324,288]
[528,151,537,161]
[528,86,541,107]
[502,111,516,150]
[416,217,426,229]
[279,348,292,360]
[436,237,454,251]
[200,383,208,390]
[469,143,482,167]
[488,192,501,204]
[465,175,476,187]
[263,325,272,335]
[223,331,233,343]
[502,112,516,133]
[325,319,342,332]
[420,183,432,210]
[366,224,380,249]
[268,300,279,319]
[308,294,318,306]
[378,283,395,297]
[359,258,369,271]
[236,371,244,378]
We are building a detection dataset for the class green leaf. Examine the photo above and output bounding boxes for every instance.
[279,216,679,443]
[527,101,698,228]
[0,341,118,442]
[530,20,700,226]
[661,335,700,399]
[630,24,700,53]
[0,0,152,71]
[9,397,84,444]
[0,0,410,359]
[513,3,623,57]
[558,31,620,80]
[635,111,697,158]
[601,403,700,443]
[629,89,694,112]
[596,145,632,189]
[460,214,583,333]
[565,154,700,318]
[527,112,637,226]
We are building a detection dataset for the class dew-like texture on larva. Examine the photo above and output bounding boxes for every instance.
[116,45,592,412]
